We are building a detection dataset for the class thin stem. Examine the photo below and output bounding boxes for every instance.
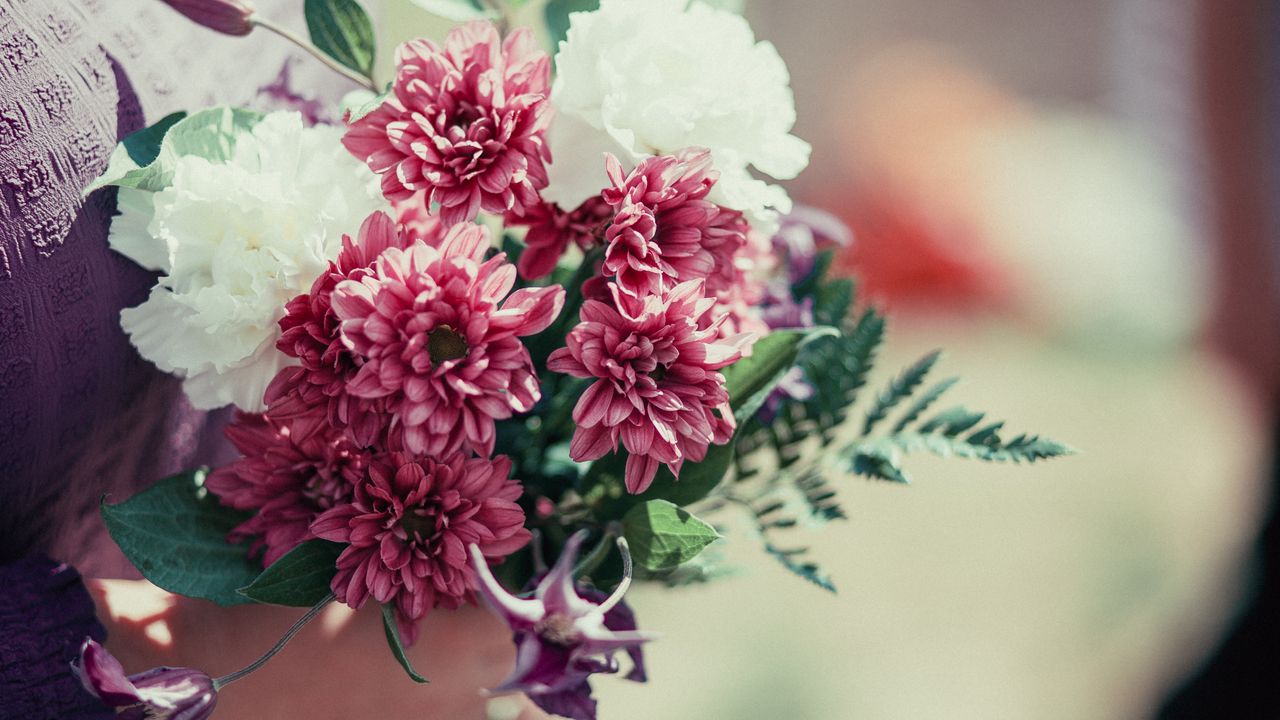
[595,537,633,616]
[478,0,511,36]
[251,16,377,91]
[213,593,336,689]
[571,522,620,580]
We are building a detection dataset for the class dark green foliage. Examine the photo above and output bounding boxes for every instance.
[891,377,959,433]
[238,540,343,607]
[764,542,836,594]
[304,0,376,79]
[382,605,429,683]
[862,350,942,435]
[122,111,186,166]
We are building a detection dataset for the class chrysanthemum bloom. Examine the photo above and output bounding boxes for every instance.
[310,452,529,641]
[600,149,749,301]
[506,197,612,280]
[206,412,364,566]
[343,22,552,226]
[266,212,420,446]
[470,531,653,720]
[74,638,217,720]
[331,222,564,456]
[547,280,753,493]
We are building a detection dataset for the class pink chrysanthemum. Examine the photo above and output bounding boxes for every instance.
[331,222,564,457]
[343,22,552,227]
[506,197,612,280]
[206,412,365,566]
[310,452,529,639]
[547,280,754,494]
[599,149,749,300]
[266,212,421,446]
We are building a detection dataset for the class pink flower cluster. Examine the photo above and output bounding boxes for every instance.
[215,208,560,634]
[343,22,551,226]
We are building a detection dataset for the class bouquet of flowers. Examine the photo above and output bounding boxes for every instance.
[73,0,1071,718]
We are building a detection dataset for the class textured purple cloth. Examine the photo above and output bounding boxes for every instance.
[0,0,361,576]
[0,557,112,719]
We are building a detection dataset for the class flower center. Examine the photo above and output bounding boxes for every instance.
[649,364,668,382]
[535,613,580,647]
[427,325,468,363]
[399,508,439,541]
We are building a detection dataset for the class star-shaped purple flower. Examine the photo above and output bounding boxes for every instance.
[469,531,655,720]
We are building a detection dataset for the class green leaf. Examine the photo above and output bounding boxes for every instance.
[764,542,836,594]
[343,88,389,123]
[101,471,261,607]
[862,350,942,435]
[889,430,1074,464]
[305,0,377,79]
[408,0,495,21]
[891,376,959,433]
[622,500,720,571]
[722,326,839,424]
[381,605,430,683]
[84,107,265,195]
[544,0,598,49]
[238,540,343,607]
[122,111,186,167]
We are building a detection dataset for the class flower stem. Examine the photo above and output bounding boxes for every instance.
[478,0,511,36]
[213,593,336,689]
[250,16,378,91]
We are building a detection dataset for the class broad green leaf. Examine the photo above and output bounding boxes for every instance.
[305,0,377,79]
[408,0,495,21]
[723,326,838,423]
[84,107,264,195]
[622,500,720,571]
[544,0,598,50]
[238,540,343,607]
[381,605,430,683]
[122,111,186,167]
[101,471,260,607]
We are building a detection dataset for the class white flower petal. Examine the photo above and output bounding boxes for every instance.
[108,189,167,272]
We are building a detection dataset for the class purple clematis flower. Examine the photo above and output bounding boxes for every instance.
[73,638,217,720]
[469,531,655,720]
[773,205,853,284]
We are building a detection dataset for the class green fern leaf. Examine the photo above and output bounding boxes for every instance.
[862,350,942,436]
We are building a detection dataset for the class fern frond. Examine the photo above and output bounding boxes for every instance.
[862,350,941,436]
[764,542,836,593]
[891,376,959,433]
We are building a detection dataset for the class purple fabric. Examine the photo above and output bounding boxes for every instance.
[0,0,362,576]
[0,557,112,719]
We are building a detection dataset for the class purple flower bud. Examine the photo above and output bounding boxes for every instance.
[470,531,654,720]
[160,0,256,37]
[773,205,853,284]
[73,638,217,720]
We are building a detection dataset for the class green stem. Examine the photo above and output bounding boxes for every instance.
[251,16,377,91]
[478,0,511,35]
[212,593,335,689]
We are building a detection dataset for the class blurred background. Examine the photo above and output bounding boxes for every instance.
[455,1,1276,718]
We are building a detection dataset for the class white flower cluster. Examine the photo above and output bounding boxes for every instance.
[111,112,384,411]
[543,0,811,233]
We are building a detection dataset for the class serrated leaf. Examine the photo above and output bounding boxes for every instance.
[890,431,1074,464]
[305,0,376,79]
[84,107,265,195]
[408,0,495,20]
[382,605,430,683]
[101,471,260,606]
[545,0,598,49]
[238,540,343,607]
[724,326,838,423]
[891,376,959,433]
[622,500,720,571]
[764,542,836,594]
[850,445,910,483]
[862,350,942,435]
[919,406,986,436]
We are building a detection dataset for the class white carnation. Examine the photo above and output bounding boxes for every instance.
[111,112,384,411]
[543,0,810,232]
